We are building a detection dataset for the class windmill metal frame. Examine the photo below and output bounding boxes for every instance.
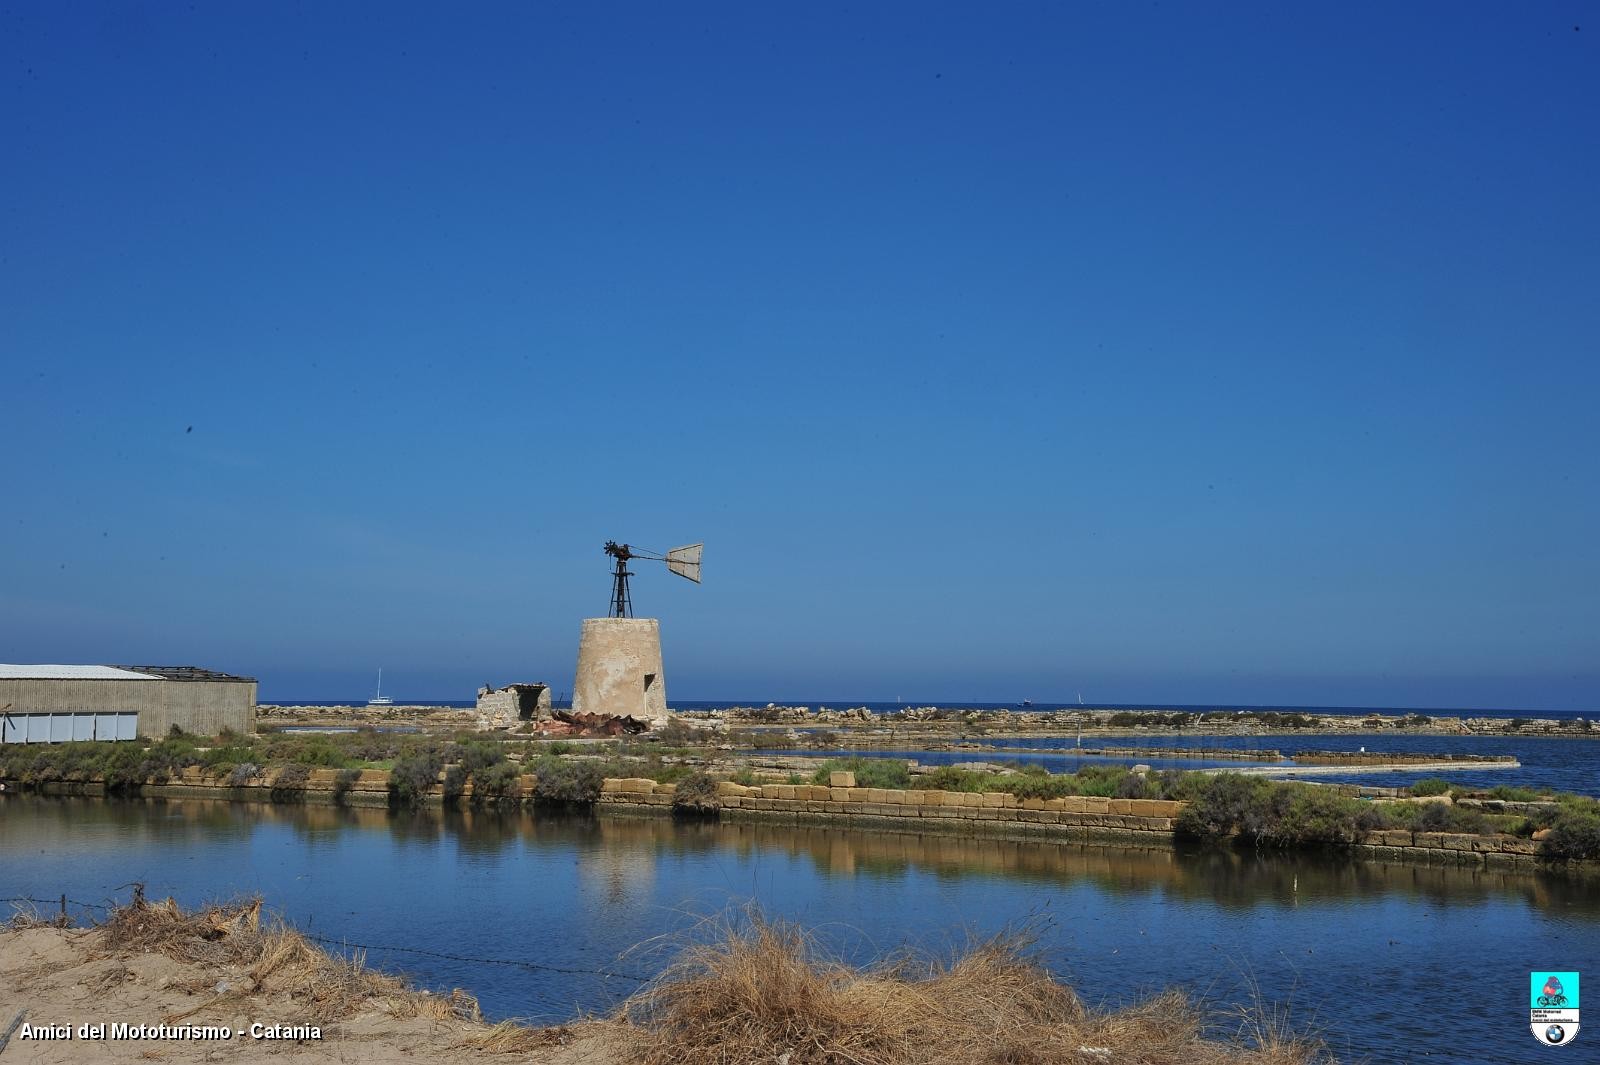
[603,540,702,618]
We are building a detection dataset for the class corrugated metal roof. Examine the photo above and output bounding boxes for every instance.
[0,664,160,681]
[112,665,256,683]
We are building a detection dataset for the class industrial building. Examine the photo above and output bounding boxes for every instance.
[0,665,257,743]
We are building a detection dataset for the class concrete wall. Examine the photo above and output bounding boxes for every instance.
[572,618,667,725]
[0,678,256,738]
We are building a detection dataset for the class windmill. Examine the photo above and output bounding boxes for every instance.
[573,540,703,727]
[603,541,703,618]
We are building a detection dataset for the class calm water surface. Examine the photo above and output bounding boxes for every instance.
[2,796,1595,1064]
[780,733,1600,795]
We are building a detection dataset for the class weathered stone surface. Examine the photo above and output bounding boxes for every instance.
[830,771,856,787]
[572,617,668,727]
[476,683,551,729]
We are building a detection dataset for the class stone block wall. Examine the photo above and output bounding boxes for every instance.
[599,778,1186,844]
[4,766,1573,870]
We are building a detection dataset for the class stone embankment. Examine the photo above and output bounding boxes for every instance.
[5,765,1559,870]
[1216,759,1520,779]
[596,776,1548,867]
[1289,751,1520,766]
[685,705,1598,738]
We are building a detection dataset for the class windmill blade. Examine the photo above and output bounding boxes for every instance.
[665,542,703,583]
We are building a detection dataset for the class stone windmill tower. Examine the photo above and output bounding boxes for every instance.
[572,541,702,727]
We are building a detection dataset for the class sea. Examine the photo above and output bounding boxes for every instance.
[270,699,1594,719]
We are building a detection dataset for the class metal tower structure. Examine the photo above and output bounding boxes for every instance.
[603,541,702,618]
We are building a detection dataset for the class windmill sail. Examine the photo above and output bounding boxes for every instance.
[665,543,704,583]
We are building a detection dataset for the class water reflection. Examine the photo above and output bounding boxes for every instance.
[7,796,1594,920]
[4,794,1594,1064]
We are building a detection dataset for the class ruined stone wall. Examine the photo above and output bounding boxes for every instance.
[476,689,520,724]
[475,685,551,728]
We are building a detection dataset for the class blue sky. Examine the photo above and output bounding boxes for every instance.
[2,4,1595,709]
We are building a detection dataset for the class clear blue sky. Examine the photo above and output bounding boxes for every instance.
[3,4,1595,709]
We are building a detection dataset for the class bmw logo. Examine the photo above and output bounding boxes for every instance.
[1546,1024,1567,1044]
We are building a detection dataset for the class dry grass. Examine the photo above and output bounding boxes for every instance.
[454,1020,591,1053]
[619,913,1332,1065]
[31,896,1330,1063]
[89,892,481,1025]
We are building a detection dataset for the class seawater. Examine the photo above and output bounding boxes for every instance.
[758,733,1600,796]
[1,796,1594,1065]
[270,698,1595,720]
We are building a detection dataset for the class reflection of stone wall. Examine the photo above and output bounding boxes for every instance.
[6,768,1568,870]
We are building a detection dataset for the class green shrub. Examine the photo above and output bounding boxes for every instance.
[1413,803,1487,834]
[1487,784,1544,803]
[1539,798,1600,861]
[1410,778,1451,797]
[332,767,361,805]
[672,770,721,813]
[101,745,149,790]
[1171,774,1380,846]
[1174,774,1274,840]
[916,766,990,793]
[441,765,467,805]
[1005,773,1078,800]
[389,751,444,807]
[270,762,311,802]
[1257,787,1375,846]
[454,741,505,776]
[1114,772,1155,799]
[731,768,758,786]
[472,761,523,805]
[532,757,604,804]
[135,736,202,784]
[1070,765,1130,797]
[808,758,911,790]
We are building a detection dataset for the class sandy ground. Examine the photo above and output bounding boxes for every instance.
[0,926,618,1065]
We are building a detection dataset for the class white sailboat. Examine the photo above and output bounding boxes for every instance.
[367,668,394,707]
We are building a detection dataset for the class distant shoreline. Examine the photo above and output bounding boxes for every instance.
[260,698,1595,720]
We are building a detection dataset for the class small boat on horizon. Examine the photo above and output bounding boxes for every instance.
[367,668,394,707]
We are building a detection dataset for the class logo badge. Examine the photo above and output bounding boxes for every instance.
[1531,972,1580,1046]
